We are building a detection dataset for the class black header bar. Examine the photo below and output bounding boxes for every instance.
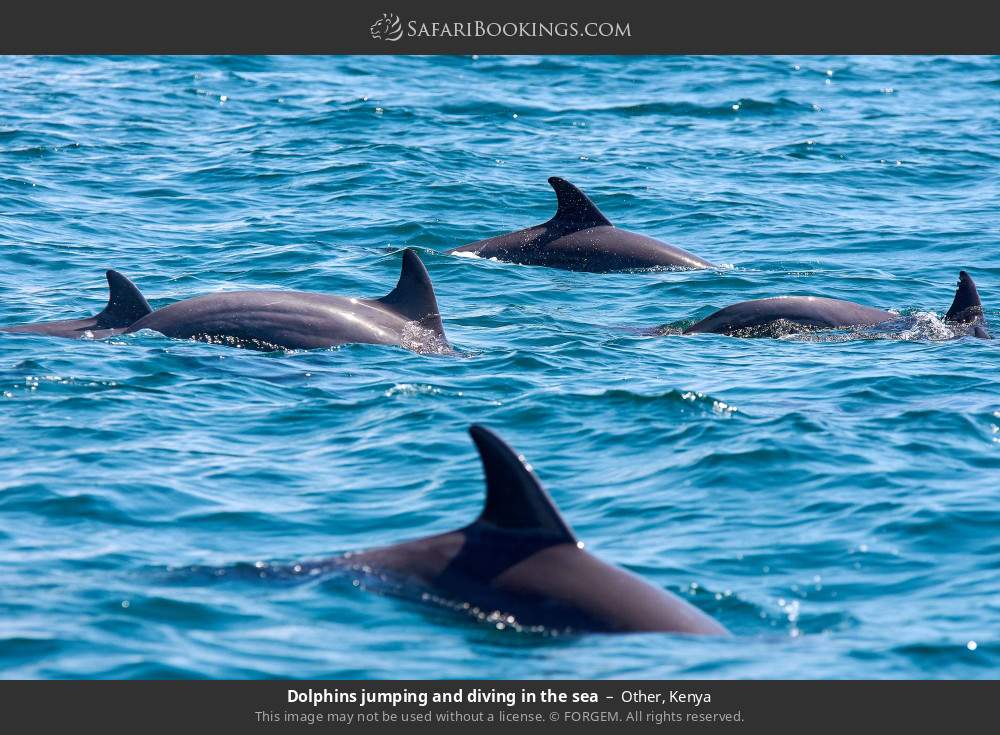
[1,0,997,54]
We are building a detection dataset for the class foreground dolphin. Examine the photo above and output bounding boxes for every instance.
[324,426,727,635]
[0,270,151,339]
[655,271,991,339]
[125,249,449,353]
[446,177,714,272]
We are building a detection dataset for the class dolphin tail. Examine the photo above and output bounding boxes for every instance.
[945,270,990,338]
[95,270,153,328]
[467,425,577,543]
[546,177,613,230]
[377,249,447,338]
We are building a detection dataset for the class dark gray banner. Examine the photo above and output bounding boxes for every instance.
[0,680,993,733]
[0,0,997,53]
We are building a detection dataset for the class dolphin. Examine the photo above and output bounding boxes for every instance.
[658,271,990,339]
[446,177,714,272]
[124,249,449,353]
[0,270,152,339]
[323,426,727,635]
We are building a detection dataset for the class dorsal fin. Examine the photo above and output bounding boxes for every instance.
[467,425,577,543]
[94,270,152,328]
[377,249,446,336]
[546,177,612,230]
[945,270,984,324]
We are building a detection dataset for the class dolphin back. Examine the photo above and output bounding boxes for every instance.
[95,270,153,328]
[466,424,577,543]
[545,176,613,230]
[376,249,447,338]
[449,426,727,635]
[1,269,151,337]
[447,178,713,271]
[945,270,990,338]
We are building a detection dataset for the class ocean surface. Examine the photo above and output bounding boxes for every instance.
[0,55,997,679]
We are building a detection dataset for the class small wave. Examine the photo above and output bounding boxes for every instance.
[787,313,981,343]
[436,101,551,117]
[107,594,255,627]
[890,641,997,671]
[0,486,139,525]
[399,322,453,355]
[548,388,739,417]
[609,97,816,118]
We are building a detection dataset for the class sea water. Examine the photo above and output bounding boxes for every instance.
[0,56,997,678]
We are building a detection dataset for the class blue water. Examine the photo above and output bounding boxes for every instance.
[0,55,998,679]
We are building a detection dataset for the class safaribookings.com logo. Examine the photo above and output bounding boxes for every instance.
[370,13,631,42]
[370,13,404,41]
